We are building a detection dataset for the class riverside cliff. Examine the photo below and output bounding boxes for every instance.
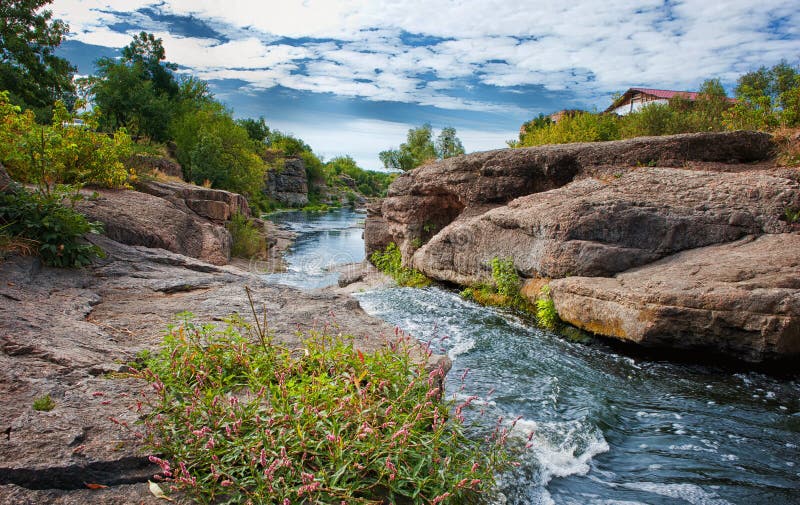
[365,131,800,362]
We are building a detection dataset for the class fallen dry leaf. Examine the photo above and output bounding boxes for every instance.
[148,480,174,501]
[84,482,108,490]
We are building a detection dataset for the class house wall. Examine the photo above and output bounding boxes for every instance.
[611,94,669,116]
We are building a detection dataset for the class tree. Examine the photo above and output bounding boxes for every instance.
[0,0,76,121]
[379,123,461,171]
[729,61,800,128]
[236,117,270,143]
[169,102,266,198]
[83,32,179,141]
[435,127,465,159]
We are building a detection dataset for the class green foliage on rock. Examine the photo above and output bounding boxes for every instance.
[137,313,511,504]
[226,212,264,259]
[535,286,559,330]
[0,186,105,267]
[370,242,431,287]
[516,65,800,148]
[0,0,76,122]
[32,394,55,411]
[460,257,533,313]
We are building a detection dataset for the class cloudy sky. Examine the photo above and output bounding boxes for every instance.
[51,0,799,170]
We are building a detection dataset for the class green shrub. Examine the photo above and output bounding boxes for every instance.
[0,187,104,267]
[226,212,264,258]
[370,242,430,287]
[490,257,519,298]
[137,313,512,504]
[460,257,534,314]
[0,92,133,190]
[535,286,559,330]
[33,394,55,412]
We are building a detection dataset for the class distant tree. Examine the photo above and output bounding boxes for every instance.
[380,123,463,171]
[435,126,465,159]
[236,117,270,143]
[0,0,76,121]
[728,61,800,128]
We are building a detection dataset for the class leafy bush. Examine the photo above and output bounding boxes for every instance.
[370,242,431,287]
[170,103,266,199]
[0,187,104,267]
[0,92,133,189]
[226,212,264,258]
[137,313,511,504]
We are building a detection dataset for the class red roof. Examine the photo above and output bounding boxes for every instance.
[628,87,700,100]
[605,87,736,112]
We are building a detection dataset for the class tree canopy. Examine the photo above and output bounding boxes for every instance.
[379,123,465,171]
[82,31,180,141]
[0,0,76,121]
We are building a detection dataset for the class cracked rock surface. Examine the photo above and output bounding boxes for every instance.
[0,235,425,504]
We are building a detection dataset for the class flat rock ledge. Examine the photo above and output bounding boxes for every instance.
[550,234,800,362]
[0,236,448,504]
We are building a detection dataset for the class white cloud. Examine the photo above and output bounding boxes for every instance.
[49,0,800,111]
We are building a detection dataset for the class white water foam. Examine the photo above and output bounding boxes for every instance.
[513,418,610,484]
[621,482,733,505]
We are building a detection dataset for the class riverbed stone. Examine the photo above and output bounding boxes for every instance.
[549,234,800,362]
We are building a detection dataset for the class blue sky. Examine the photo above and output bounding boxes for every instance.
[51,0,800,171]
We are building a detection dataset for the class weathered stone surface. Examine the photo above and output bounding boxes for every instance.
[264,156,309,207]
[0,235,445,504]
[549,234,800,362]
[412,168,799,284]
[364,200,392,257]
[74,188,232,265]
[135,179,251,220]
[374,131,774,260]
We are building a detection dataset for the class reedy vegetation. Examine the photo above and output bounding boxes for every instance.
[135,309,513,504]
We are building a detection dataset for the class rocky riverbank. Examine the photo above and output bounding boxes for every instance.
[365,131,800,362]
[0,177,445,504]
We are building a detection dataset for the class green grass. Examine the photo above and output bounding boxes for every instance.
[460,258,561,330]
[135,309,512,504]
[33,394,55,411]
[370,242,431,288]
[226,213,265,258]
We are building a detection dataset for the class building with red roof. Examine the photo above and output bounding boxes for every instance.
[605,87,733,115]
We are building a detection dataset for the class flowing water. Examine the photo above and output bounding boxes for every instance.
[266,209,800,505]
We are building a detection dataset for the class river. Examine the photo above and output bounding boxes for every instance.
[265,208,800,505]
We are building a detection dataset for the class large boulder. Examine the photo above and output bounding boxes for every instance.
[371,131,773,260]
[75,188,232,265]
[412,168,800,284]
[549,234,800,362]
[135,179,251,221]
[264,156,309,207]
[364,200,392,257]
